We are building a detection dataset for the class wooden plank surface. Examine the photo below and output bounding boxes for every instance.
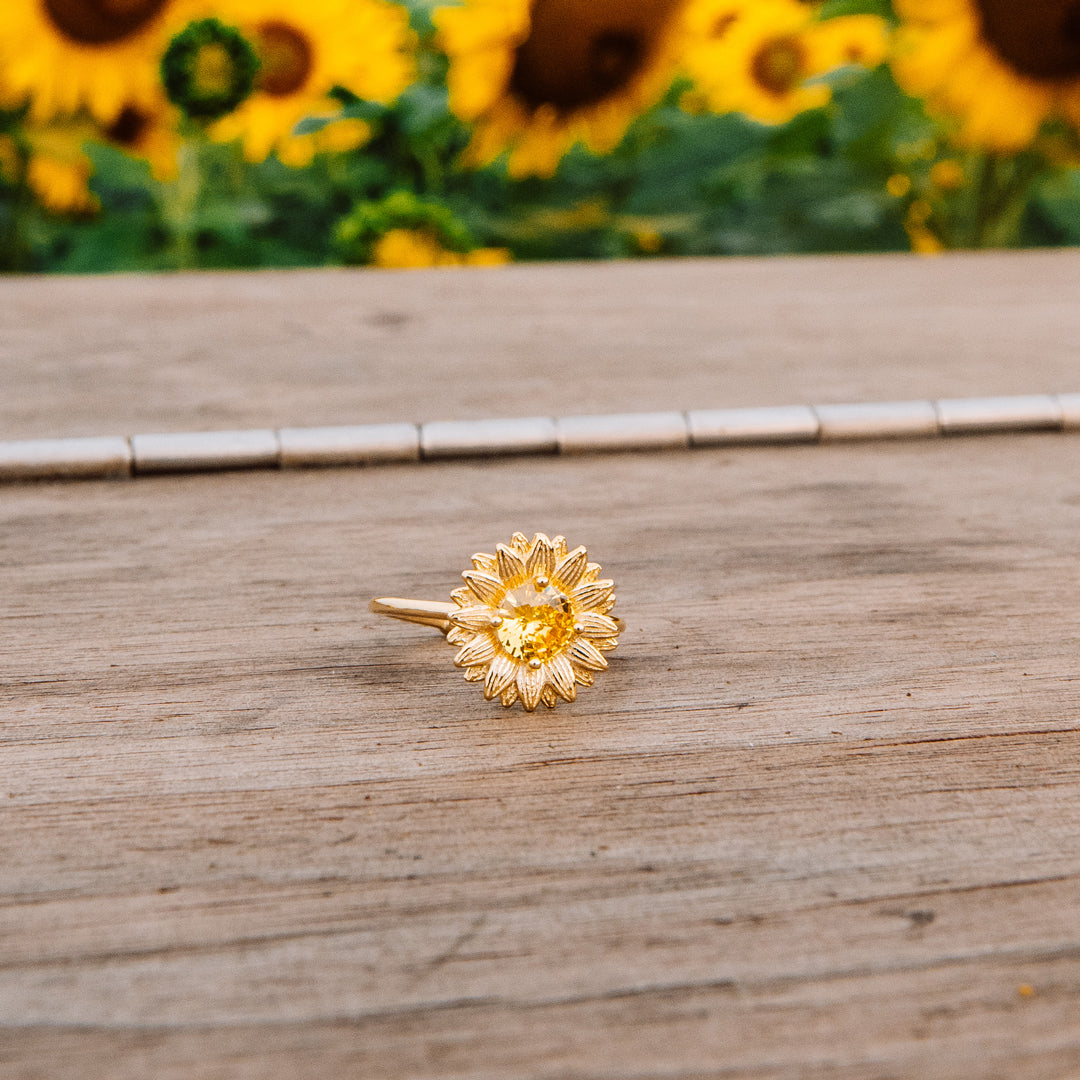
[3,251,1080,1079]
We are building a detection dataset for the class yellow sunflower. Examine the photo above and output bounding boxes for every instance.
[372,228,510,268]
[434,0,688,178]
[445,532,621,711]
[892,0,1080,149]
[21,119,99,214]
[209,0,414,163]
[680,0,885,123]
[102,99,183,180]
[0,0,208,124]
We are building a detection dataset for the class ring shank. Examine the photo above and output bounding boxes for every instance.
[370,596,625,635]
[369,598,455,633]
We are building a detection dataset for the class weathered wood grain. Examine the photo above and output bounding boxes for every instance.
[2,252,1080,1078]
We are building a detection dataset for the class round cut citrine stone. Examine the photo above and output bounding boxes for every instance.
[495,580,575,662]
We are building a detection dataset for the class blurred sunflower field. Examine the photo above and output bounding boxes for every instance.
[2,0,1080,273]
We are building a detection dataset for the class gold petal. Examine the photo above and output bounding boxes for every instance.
[451,606,499,632]
[571,637,608,671]
[450,586,473,606]
[591,637,620,652]
[471,552,497,572]
[484,653,517,699]
[496,543,526,585]
[463,666,485,681]
[517,664,544,711]
[501,684,519,707]
[454,635,496,668]
[571,580,615,612]
[526,533,556,577]
[575,612,619,638]
[541,686,558,708]
[463,570,504,606]
[510,532,531,553]
[553,546,588,590]
[446,627,472,647]
[575,670,594,688]
[551,536,568,559]
[546,652,577,701]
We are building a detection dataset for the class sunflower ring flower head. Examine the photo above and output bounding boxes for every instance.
[447,532,621,711]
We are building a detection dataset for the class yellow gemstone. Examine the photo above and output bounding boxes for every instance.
[495,581,575,662]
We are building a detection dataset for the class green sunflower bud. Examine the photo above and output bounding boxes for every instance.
[161,18,260,122]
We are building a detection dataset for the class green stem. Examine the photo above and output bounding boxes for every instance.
[1,140,36,273]
[967,151,1044,249]
[161,126,205,269]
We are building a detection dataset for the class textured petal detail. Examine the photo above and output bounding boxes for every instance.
[571,637,608,671]
[575,669,594,687]
[541,686,558,708]
[450,586,473,607]
[451,606,500,632]
[510,532,531,554]
[546,652,577,701]
[496,543,526,585]
[446,627,472,647]
[583,562,602,583]
[575,612,620,638]
[526,533,556,578]
[463,570,504,606]
[572,580,615,612]
[553,546,588,590]
[463,666,485,681]
[517,664,544,711]
[454,635,496,668]
[590,637,620,652]
[484,653,517,699]
[471,552,497,573]
[500,684,519,707]
[551,536,568,559]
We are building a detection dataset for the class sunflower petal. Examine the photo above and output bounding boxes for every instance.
[463,570,504,605]
[546,652,577,701]
[446,626,472,647]
[571,637,608,671]
[572,579,615,612]
[526,533,556,577]
[541,686,558,708]
[517,664,544,711]
[575,612,620,638]
[501,684,519,707]
[451,606,499,632]
[551,536,568,559]
[484,653,517,698]
[576,669,594,687]
[496,543,526,584]
[471,552,497,572]
[510,532,531,553]
[463,665,485,682]
[553,546,588,589]
[450,586,473,606]
[454,635,496,668]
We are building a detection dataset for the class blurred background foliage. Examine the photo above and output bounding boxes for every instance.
[2,0,1079,273]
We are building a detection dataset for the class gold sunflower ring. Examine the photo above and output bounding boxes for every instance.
[370,532,622,711]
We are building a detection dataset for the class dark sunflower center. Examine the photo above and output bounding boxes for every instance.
[42,0,167,46]
[751,35,805,96]
[105,106,151,145]
[509,0,681,113]
[254,20,314,97]
[975,0,1080,80]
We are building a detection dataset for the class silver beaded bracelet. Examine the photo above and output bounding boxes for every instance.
[2,393,1076,482]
